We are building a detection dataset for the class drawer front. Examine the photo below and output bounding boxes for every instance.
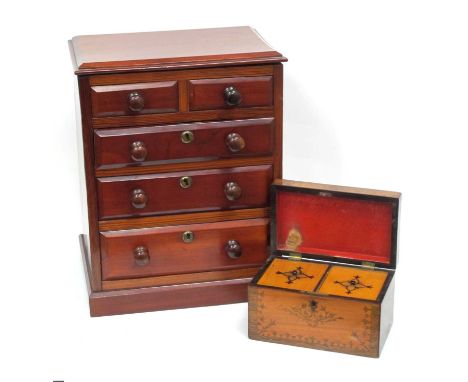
[91,81,178,117]
[188,76,273,111]
[94,118,274,169]
[97,165,272,219]
[101,218,269,280]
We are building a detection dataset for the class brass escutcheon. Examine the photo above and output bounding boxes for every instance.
[179,176,193,188]
[182,231,194,243]
[181,130,194,143]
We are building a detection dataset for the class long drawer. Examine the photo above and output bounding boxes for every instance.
[94,118,274,170]
[97,165,273,219]
[100,218,269,280]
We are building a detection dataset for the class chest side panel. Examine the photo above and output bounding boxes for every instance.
[248,286,381,357]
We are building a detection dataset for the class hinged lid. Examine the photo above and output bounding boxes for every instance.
[69,26,287,75]
[271,179,400,270]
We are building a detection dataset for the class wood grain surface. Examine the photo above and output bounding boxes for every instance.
[318,265,388,301]
[273,179,401,199]
[97,165,272,219]
[81,234,252,316]
[91,81,178,117]
[72,27,286,315]
[257,258,328,292]
[70,26,286,74]
[100,218,269,280]
[249,285,381,357]
[188,76,273,111]
[98,207,269,231]
[102,267,260,291]
[94,118,274,170]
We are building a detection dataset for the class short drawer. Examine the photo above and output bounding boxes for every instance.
[97,165,272,219]
[188,76,273,111]
[91,81,178,117]
[100,218,269,280]
[94,118,274,169]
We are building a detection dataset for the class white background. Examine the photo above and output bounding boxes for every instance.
[1,1,467,381]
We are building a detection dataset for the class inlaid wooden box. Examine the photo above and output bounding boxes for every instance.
[248,179,401,357]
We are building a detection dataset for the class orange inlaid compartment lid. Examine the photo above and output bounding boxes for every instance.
[257,258,328,292]
[257,259,389,301]
[270,179,401,269]
[317,265,388,301]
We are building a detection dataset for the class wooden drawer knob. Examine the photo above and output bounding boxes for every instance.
[134,246,150,266]
[225,132,246,153]
[224,181,242,201]
[128,91,145,112]
[130,141,147,162]
[131,188,147,208]
[224,86,242,106]
[225,240,242,259]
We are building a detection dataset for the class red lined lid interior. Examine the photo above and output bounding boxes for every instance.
[275,191,394,264]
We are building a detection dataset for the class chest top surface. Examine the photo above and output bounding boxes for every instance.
[70,26,287,75]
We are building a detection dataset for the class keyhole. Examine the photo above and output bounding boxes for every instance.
[180,176,193,188]
[182,231,194,243]
[181,130,194,143]
[310,300,318,311]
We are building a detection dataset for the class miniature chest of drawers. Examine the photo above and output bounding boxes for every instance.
[69,27,287,316]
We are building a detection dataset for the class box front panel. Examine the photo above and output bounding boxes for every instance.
[248,285,380,357]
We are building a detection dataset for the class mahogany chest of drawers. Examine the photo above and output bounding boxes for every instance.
[69,27,287,316]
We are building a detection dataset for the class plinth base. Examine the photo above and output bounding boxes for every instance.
[79,234,250,317]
